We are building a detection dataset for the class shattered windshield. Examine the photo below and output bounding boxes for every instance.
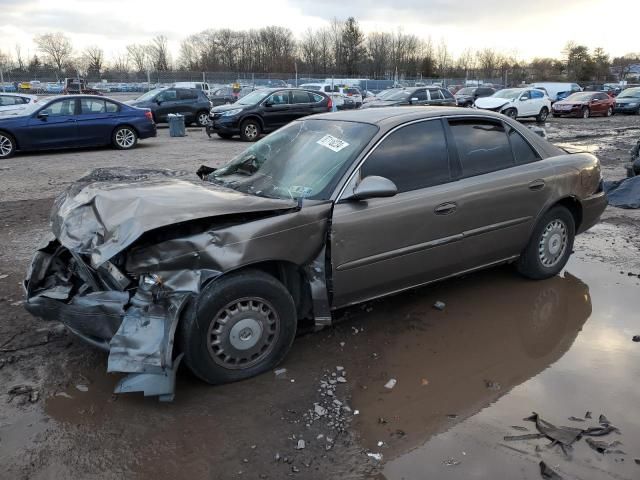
[492,89,523,100]
[209,119,378,200]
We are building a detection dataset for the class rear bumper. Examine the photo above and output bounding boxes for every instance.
[577,190,608,234]
[137,122,157,139]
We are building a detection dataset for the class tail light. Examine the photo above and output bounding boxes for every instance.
[144,111,154,122]
[327,97,333,111]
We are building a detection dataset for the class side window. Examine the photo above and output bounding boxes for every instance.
[292,90,311,104]
[508,128,541,165]
[105,101,119,113]
[80,98,106,114]
[412,90,428,101]
[572,84,581,92]
[323,86,332,93]
[311,93,324,103]
[360,120,450,193]
[449,119,514,177]
[531,90,544,99]
[267,91,290,105]
[157,89,177,102]
[441,89,454,99]
[43,99,76,116]
[178,89,198,100]
[520,91,531,100]
[428,89,443,100]
[597,93,608,100]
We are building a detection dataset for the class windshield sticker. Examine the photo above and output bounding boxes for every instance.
[317,135,350,153]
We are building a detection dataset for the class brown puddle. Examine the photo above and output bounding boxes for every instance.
[346,258,640,480]
[19,257,640,480]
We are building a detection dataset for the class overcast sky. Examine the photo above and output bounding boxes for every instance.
[1,0,636,62]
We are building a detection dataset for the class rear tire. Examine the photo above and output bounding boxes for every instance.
[196,111,210,127]
[240,119,261,142]
[582,107,590,119]
[112,126,138,150]
[536,107,549,122]
[606,106,613,117]
[0,132,16,159]
[516,206,575,280]
[178,270,297,384]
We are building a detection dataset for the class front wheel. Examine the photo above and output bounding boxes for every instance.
[112,126,138,150]
[536,107,549,122]
[178,270,297,384]
[0,132,16,159]
[240,119,261,142]
[582,107,590,119]
[606,106,613,117]
[503,108,518,119]
[516,206,575,280]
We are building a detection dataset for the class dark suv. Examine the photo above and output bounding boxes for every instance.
[454,86,496,107]
[207,88,331,141]
[128,87,212,126]
[361,87,457,108]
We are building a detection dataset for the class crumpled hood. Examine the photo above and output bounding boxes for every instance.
[52,168,298,267]
[474,97,510,109]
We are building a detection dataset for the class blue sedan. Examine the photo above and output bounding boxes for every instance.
[0,95,157,159]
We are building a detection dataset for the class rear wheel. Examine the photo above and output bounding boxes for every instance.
[112,126,137,150]
[516,206,575,280]
[582,107,590,119]
[196,111,210,127]
[0,132,16,159]
[536,107,549,122]
[606,106,613,117]
[240,119,261,142]
[178,270,297,384]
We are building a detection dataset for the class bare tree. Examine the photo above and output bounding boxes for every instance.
[148,35,170,71]
[111,53,130,73]
[436,39,450,78]
[14,45,25,71]
[83,46,104,76]
[457,48,475,79]
[34,32,73,72]
[612,53,640,80]
[127,44,149,72]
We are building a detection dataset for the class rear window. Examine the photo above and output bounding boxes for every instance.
[449,119,514,177]
[508,128,540,165]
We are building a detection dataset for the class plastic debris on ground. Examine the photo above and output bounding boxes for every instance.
[539,461,563,479]
[384,378,397,390]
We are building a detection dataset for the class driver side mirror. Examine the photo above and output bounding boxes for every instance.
[520,96,528,102]
[264,100,273,107]
[346,176,398,201]
[37,111,49,120]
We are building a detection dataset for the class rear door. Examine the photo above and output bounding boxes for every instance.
[331,119,465,307]
[289,90,316,120]
[25,98,78,149]
[443,117,556,269]
[176,89,199,121]
[261,90,292,130]
[530,89,547,114]
[76,98,118,145]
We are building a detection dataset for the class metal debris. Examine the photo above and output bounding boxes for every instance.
[384,378,397,390]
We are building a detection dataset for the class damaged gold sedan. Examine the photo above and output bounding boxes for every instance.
[24,108,607,400]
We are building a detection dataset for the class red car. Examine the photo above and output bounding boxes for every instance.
[552,92,615,118]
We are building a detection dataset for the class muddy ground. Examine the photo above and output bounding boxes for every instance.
[1,115,640,480]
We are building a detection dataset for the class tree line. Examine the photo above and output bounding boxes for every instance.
[0,18,639,83]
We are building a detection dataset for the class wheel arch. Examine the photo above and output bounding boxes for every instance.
[112,123,139,137]
[537,196,583,233]
[0,129,18,150]
[239,114,265,131]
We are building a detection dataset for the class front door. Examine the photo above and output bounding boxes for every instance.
[25,98,78,149]
[154,89,179,122]
[331,119,464,308]
[261,90,292,130]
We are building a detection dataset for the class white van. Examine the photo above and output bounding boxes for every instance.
[172,82,212,97]
[531,82,582,102]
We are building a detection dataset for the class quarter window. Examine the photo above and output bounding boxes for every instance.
[508,128,540,165]
[449,119,514,177]
[311,93,324,103]
[105,101,119,113]
[361,120,450,193]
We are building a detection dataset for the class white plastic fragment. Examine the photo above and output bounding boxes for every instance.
[367,452,383,461]
[384,378,397,390]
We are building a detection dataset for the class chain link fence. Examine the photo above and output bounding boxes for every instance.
[1,66,505,95]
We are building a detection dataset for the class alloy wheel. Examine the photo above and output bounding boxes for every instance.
[244,123,258,140]
[198,113,210,126]
[0,134,13,157]
[115,128,135,148]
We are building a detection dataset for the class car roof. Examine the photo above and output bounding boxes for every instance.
[310,106,510,126]
[0,92,38,98]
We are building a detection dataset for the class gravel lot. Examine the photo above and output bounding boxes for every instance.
[1,114,640,480]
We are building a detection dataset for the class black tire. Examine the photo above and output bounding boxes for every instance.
[112,126,138,150]
[196,110,210,127]
[504,108,518,119]
[581,107,590,119]
[240,119,261,142]
[178,270,297,384]
[536,107,549,122]
[217,133,234,140]
[516,206,575,280]
[0,131,16,159]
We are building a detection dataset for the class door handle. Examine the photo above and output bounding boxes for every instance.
[528,180,546,191]
[434,202,457,215]
[65,118,75,122]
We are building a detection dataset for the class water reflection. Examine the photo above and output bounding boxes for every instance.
[346,269,592,459]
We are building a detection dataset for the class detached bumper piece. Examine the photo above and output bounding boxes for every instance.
[24,240,190,401]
